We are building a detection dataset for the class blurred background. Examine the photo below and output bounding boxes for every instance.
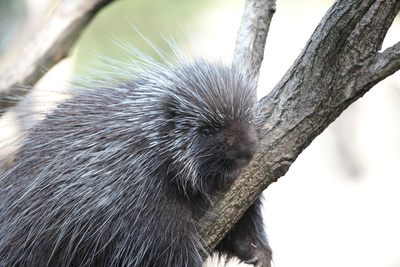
[1,0,400,266]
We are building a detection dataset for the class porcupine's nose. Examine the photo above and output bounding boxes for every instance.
[235,141,257,168]
[229,126,259,170]
[237,150,254,168]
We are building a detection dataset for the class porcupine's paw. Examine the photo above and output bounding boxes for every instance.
[235,240,272,267]
[243,244,272,267]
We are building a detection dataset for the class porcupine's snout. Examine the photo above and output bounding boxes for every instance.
[224,122,259,174]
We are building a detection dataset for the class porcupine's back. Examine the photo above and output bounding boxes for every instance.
[0,51,260,266]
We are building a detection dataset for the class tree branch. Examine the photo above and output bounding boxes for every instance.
[0,0,115,112]
[233,0,276,74]
[368,41,400,83]
[199,0,400,254]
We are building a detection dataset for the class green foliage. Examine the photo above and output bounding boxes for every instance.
[73,0,215,74]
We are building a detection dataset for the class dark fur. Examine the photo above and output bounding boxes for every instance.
[0,58,271,266]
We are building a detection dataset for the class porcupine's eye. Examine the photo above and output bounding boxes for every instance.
[201,128,214,137]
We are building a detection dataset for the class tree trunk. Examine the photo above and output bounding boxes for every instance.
[199,0,400,253]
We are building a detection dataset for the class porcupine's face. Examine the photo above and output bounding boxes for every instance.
[160,61,260,194]
[194,116,259,189]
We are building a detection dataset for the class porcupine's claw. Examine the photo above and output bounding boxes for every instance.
[216,196,272,267]
[244,248,272,267]
[244,256,258,264]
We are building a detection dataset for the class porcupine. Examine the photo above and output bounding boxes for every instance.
[0,39,272,267]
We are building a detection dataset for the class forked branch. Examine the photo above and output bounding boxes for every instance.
[199,0,400,253]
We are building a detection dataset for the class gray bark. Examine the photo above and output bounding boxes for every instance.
[0,0,115,112]
[233,0,276,74]
[199,0,400,253]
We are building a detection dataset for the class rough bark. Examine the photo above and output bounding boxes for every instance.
[0,0,115,112]
[233,0,276,74]
[199,0,400,253]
